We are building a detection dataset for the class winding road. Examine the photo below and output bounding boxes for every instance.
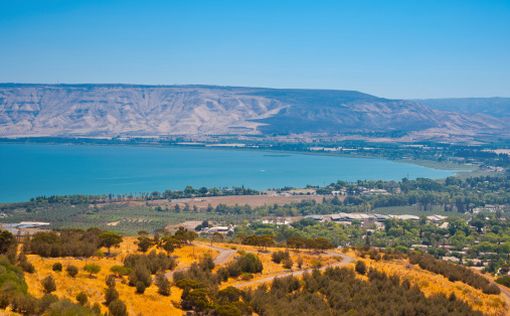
[231,249,354,289]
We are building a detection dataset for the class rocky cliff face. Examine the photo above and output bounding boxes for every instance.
[0,84,507,140]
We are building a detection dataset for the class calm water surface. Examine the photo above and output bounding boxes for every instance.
[0,143,455,202]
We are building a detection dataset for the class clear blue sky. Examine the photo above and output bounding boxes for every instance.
[1,0,509,98]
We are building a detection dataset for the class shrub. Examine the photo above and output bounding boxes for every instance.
[282,257,293,269]
[155,272,171,296]
[66,265,79,278]
[76,292,88,306]
[42,275,56,293]
[355,261,367,275]
[135,281,146,294]
[271,251,290,264]
[43,299,95,316]
[496,275,510,288]
[104,287,119,305]
[129,263,152,287]
[108,299,128,316]
[52,262,63,272]
[105,274,116,288]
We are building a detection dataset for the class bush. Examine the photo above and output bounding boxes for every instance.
[155,272,171,296]
[355,261,367,275]
[76,292,88,306]
[282,257,293,269]
[18,252,35,273]
[52,262,63,272]
[271,251,290,264]
[43,299,95,316]
[42,275,56,293]
[496,275,510,288]
[66,265,79,278]
[105,274,116,288]
[135,281,146,294]
[108,299,128,316]
[128,263,152,287]
[104,287,119,305]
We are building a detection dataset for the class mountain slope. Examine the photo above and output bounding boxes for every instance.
[0,84,508,141]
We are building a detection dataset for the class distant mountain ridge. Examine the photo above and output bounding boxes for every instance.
[0,83,508,142]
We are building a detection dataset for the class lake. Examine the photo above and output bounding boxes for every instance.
[0,143,456,202]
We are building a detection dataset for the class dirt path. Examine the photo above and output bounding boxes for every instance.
[165,242,236,280]
[231,250,355,289]
[496,284,510,316]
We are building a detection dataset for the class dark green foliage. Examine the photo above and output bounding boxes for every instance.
[17,252,35,273]
[242,235,275,247]
[27,228,103,257]
[135,281,146,294]
[0,230,17,262]
[44,299,96,316]
[83,263,101,277]
[108,299,128,316]
[66,265,79,277]
[105,274,116,288]
[249,267,482,316]
[98,231,122,255]
[199,254,215,271]
[137,236,153,253]
[104,287,119,305]
[52,262,63,272]
[496,275,510,287]
[282,256,293,269]
[228,253,263,277]
[409,252,500,294]
[76,291,88,306]
[123,251,177,274]
[128,263,151,287]
[155,272,171,296]
[42,275,56,293]
[355,260,367,275]
[271,251,290,264]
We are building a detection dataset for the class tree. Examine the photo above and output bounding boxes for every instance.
[42,275,57,293]
[108,299,128,316]
[137,236,153,253]
[0,230,17,261]
[99,232,122,255]
[156,272,171,296]
[67,265,79,278]
[83,263,101,277]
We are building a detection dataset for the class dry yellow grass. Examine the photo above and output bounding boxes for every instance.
[356,255,507,316]
[23,237,218,316]
[21,238,507,316]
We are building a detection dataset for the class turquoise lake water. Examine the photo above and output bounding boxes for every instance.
[0,143,456,202]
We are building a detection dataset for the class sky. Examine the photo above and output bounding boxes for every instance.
[1,0,509,98]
